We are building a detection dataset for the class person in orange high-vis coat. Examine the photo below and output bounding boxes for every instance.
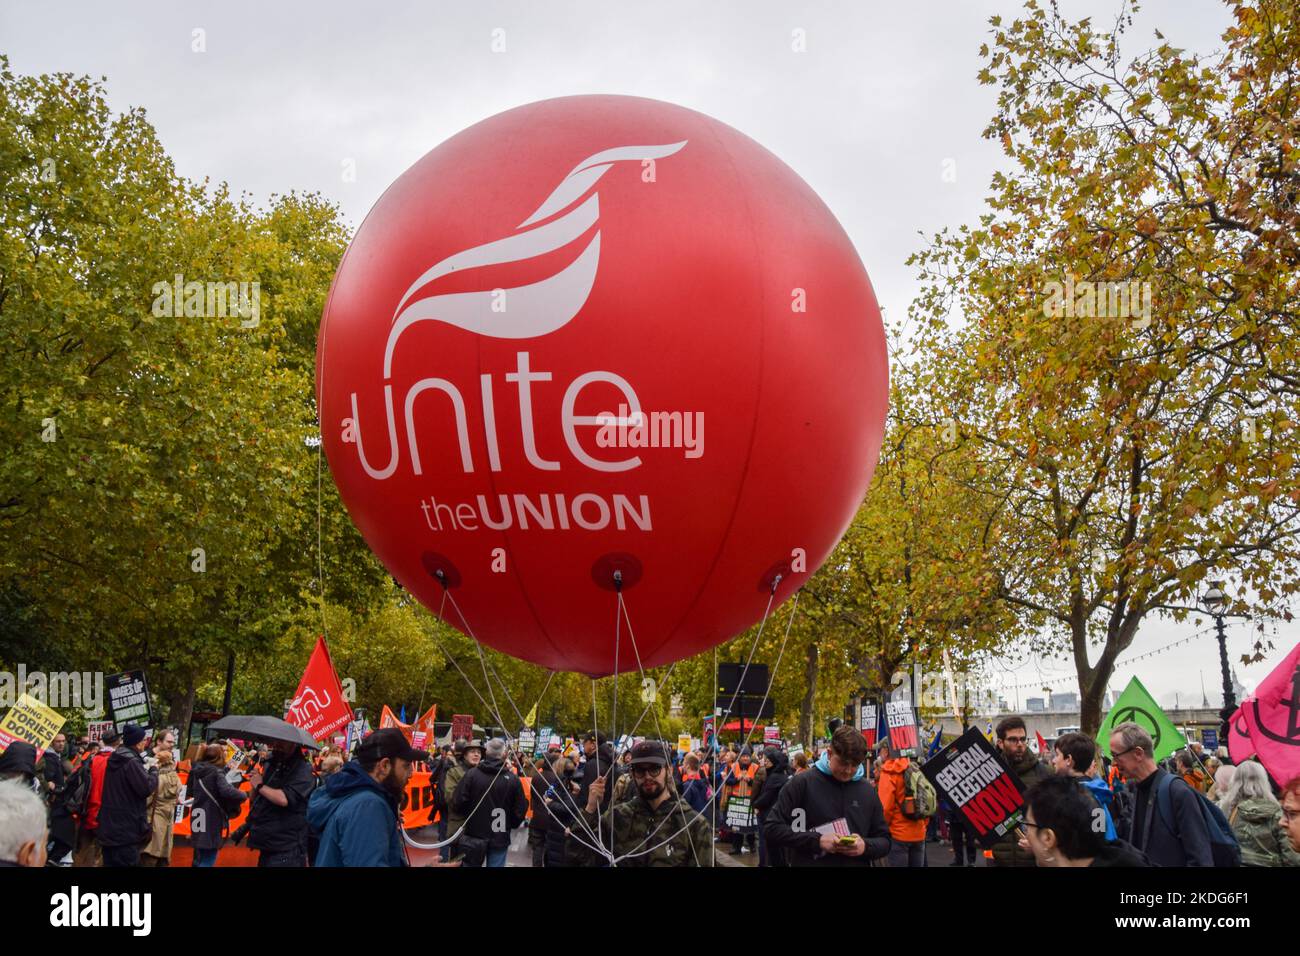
[878,756,927,867]
[722,752,759,854]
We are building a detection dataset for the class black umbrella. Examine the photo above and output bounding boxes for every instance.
[207,715,321,750]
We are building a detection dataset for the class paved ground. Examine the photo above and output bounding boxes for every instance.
[413,822,982,868]
[455,827,991,867]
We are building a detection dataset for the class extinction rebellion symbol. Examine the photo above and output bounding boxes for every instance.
[1111,705,1161,752]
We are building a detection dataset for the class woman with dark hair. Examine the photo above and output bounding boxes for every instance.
[188,743,248,867]
[1021,775,1148,867]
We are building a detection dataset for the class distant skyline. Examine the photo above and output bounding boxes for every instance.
[3,0,1294,703]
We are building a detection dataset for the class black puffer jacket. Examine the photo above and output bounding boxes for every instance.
[528,768,558,839]
[543,775,582,866]
[452,757,528,850]
[752,749,790,817]
[763,763,891,867]
[246,751,315,855]
[96,746,159,848]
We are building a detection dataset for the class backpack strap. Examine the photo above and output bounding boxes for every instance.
[1153,771,1175,838]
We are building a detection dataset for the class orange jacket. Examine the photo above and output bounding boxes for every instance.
[878,757,927,842]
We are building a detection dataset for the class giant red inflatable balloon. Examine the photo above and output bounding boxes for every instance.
[318,95,887,676]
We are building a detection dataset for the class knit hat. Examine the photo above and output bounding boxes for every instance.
[122,723,147,747]
[0,741,37,779]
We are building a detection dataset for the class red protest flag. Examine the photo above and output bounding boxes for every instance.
[1035,731,1048,757]
[285,636,352,740]
[1240,641,1300,787]
[1227,703,1256,764]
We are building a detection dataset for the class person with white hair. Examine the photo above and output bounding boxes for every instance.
[0,778,48,867]
[1219,761,1300,867]
[452,737,527,867]
[1210,763,1236,804]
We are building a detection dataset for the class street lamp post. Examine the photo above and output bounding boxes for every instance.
[1200,581,1237,749]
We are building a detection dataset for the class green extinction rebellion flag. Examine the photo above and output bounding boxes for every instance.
[1096,676,1188,762]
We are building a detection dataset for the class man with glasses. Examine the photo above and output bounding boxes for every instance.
[1108,721,1213,866]
[988,716,1052,867]
[581,739,713,866]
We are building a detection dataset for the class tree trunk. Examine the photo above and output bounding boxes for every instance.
[798,641,819,745]
[165,684,197,750]
[1074,610,1142,736]
[1080,676,1107,737]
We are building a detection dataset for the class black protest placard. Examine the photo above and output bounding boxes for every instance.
[106,670,153,732]
[921,727,1026,848]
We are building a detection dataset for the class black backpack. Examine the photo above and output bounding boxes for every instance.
[1154,774,1241,867]
[65,758,95,818]
[431,757,452,813]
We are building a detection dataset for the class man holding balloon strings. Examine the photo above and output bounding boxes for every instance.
[580,740,714,867]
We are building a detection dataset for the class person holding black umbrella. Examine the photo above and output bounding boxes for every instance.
[246,739,315,867]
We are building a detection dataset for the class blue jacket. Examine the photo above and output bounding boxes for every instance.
[307,761,406,867]
[1081,775,1118,842]
[681,776,712,814]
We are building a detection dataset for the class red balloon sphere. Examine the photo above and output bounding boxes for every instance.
[318,95,888,676]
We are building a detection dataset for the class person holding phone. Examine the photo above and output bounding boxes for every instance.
[762,726,891,867]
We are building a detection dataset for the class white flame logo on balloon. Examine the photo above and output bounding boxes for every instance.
[383,140,688,373]
[348,141,688,480]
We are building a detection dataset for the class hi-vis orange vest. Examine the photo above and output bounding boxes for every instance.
[725,763,757,800]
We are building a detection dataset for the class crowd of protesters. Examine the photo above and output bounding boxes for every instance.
[2,714,1298,869]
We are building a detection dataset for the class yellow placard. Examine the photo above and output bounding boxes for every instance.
[0,692,66,751]
[678,734,692,754]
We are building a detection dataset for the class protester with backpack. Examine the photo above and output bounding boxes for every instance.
[1217,760,1300,867]
[69,729,118,867]
[1108,722,1236,867]
[878,744,936,867]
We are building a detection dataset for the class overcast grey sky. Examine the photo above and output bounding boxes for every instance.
[3,0,1293,708]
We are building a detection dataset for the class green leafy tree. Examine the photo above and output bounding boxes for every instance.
[909,0,1300,733]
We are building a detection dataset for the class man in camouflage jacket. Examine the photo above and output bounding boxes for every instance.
[581,740,713,867]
